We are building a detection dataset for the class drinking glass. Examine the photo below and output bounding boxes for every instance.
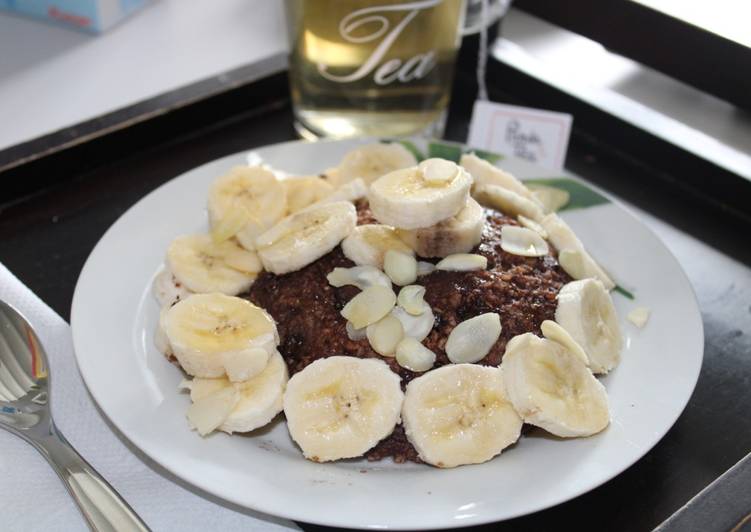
[285,0,472,139]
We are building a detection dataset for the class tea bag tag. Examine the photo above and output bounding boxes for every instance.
[467,101,573,171]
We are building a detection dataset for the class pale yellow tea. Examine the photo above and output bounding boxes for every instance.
[285,0,466,139]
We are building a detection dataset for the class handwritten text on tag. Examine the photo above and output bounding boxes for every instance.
[467,100,573,170]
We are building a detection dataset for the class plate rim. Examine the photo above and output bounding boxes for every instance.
[70,137,704,529]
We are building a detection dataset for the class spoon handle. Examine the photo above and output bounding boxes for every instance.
[33,425,150,532]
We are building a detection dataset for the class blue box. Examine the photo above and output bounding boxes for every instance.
[0,0,150,33]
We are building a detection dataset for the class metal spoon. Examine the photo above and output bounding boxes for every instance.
[0,300,149,532]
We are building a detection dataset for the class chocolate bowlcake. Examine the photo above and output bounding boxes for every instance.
[247,201,571,463]
[155,145,622,468]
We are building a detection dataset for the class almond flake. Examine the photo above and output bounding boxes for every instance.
[346,321,367,341]
[627,307,650,328]
[366,315,404,357]
[395,338,436,372]
[341,286,396,329]
[384,250,418,286]
[327,266,392,290]
[391,305,434,342]
[419,158,458,184]
[435,253,487,271]
[397,285,427,316]
[500,226,549,257]
[417,261,436,276]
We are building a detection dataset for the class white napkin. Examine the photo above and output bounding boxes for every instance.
[0,263,299,532]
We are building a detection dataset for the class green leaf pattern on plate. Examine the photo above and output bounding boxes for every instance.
[382,139,504,165]
[524,178,609,212]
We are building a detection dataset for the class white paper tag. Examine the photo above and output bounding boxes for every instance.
[467,100,573,170]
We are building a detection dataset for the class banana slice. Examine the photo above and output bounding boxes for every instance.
[397,198,485,258]
[152,267,193,307]
[502,333,610,437]
[331,142,417,186]
[282,175,335,213]
[255,201,357,274]
[555,279,623,374]
[163,293,279,382]
[402,364,522,468]
[540,214,615,290]
[473,184,545,222]
[368,159,473,230]
[166,234,262,295]
[460,153,535,199]
[154,307,172,356]
[517,215,548,238]
[207,166,287,247]
[319,178,368,205]
[184,351,288,435]
[283,356,404,462]
[540,320,589,367]
[341,224,414,268]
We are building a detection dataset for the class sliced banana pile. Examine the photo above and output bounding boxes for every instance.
[157,292,289,436]
[458,152,615,291]
[161,293,279,381]
[501,333,610,437]
[367,159,479,257]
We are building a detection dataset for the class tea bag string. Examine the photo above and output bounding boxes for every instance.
[476,0,489,101]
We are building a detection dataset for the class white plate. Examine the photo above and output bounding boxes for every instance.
[71,138,703,529]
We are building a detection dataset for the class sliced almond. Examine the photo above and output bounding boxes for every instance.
[327,266,392,290]
[417,261,436,276]
[445,313,502,364]
[346,321,367,341]
[186,386,240,436]
[420,158,458,185]
[627,307,650,328]
[517,215,548,239]
[474,184,545,221]
[391,305,435,342]
[341,286,396,329]
[395,338,436,372]
[384,250,418,286]
[397,285,427,316]
[500,226,549,257]
[435,253,487,272]
[540,320,589,366]
[366,315,405,357]
[529,185,570,213]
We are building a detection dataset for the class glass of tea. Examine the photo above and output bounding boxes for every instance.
[285,0,499,140]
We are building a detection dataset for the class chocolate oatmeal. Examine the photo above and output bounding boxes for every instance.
[246,203,571,462]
